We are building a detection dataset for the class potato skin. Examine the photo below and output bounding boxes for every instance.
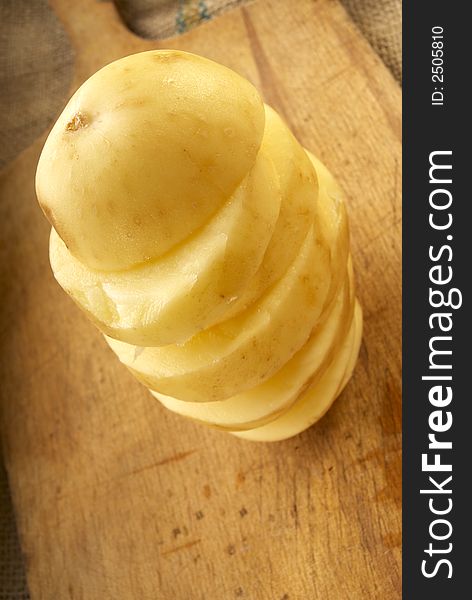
[49,146,281,346]
[37,50,362,441]
[105,222,333,403]
[47,103,320,347]
[152,271,352,430]
[36,50,265,271]
[232,302,363,442]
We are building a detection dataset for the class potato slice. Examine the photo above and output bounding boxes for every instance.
[335,303,364,396]
[105,161,349,403]
[36,50,265,271]
[232,301,362,442]
[105,218,334,402]
[151,266,353,430]
[215,105,318,322]
[36,48,361,442]
[307,152,350,311]
[49,146,280,346]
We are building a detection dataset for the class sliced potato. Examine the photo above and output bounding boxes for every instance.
[105,219,333,402]
[37,48,362,441]
[105,165,348,403]
[307,152,350,312]
[37,50,265,271]
[214,105,318,322]
[50,146,280,346]
[232,301,363,442]
[152,266,353,430]
[335,302,363,395]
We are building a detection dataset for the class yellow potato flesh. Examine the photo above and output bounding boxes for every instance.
[105,166,347,403]
[49,146,281,346]
[37,49,362,441]
[335,304,364,396]
[216,105,318,322]
[106,222,331,402]
[36,50,265,271]
[48,104,317,347]
[232,301,363,442]
[307,152,350,312]
[152,267,352,430]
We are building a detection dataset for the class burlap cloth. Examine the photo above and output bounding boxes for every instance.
[0,0,401,596]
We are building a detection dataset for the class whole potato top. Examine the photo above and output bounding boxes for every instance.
[36,50,265,271]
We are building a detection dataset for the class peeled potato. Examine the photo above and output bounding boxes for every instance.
[232,301,363,442]
[105,222,331,402]
[48,103,318,347]
[105,167,347,403]
[49,146,280,346]
[37,49,362,441]
[215,104,318,322]
[307,152,350,312]
[36,50,265,271]
[335,304,364,396]
[152,266,353,430]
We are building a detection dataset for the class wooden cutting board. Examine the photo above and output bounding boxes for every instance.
[0,0,401,598]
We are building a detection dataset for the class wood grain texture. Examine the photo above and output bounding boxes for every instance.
[0,0,401,598]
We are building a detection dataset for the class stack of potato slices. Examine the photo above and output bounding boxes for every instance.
[37,50,362,441]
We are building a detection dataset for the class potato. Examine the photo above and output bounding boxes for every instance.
[36,50,265,271]
[232,301,363,442]
[335,308,363,395]
[49,146,280,346]
[49,103,321,346]
[307,152,350,312]
[151,266,353,430]
[105,222,329,402]
[105,172,347,403]
[37,49,362,441]
[213,104,318,322]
